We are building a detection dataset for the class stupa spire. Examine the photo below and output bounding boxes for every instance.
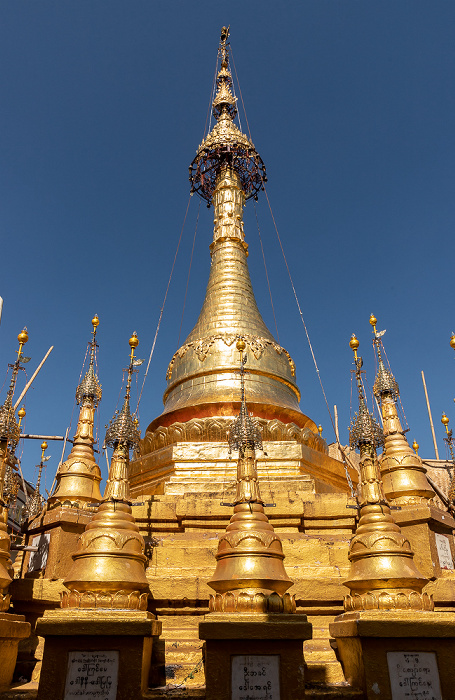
[62,332,149,610]
[157,28,312,434]
[0,329,29,611]
[48,316,103,508]
[370,314,434,505]
[23,442,47,522]
[344,335,432,612]
[208,340,295,614]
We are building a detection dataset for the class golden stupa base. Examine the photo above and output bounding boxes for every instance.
[199,613,312,700]
[209,590,296,614]
[35,608,161,700]
[330,610,455,699]
[0,613,31,692]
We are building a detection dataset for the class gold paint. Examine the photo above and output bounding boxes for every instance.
[48,319,102,509]
[156,164,303,431]
[61,334,149,611]
[208,349,295,614]
[371,317,435,505]
[380,395,435,505]
[344,338,432,612]
[412,440,419,456]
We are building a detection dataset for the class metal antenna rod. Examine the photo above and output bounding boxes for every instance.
[421,370,439,460]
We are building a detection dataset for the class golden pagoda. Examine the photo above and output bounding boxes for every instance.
[47,316,102,509]
[8,28,455,695]
[208,340,295,614]
[62,332,149,609]
[344,335,431,611]
[370,314,435,505]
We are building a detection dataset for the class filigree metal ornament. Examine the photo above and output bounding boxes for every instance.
[372,335,399,400]
[105,333,141,451]
[105,400,140,451]
[189,27,266,203]
[349,356,384,450]
[228,353,263,455]
[0,398,20,450]
[76,364,102,406]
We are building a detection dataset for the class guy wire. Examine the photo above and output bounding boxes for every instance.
[178,200,201,348]
[136,194,192,413]
[253,202,279,344]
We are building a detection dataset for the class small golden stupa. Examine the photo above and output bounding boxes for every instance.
[48,316,102,509]
[61,332,149,610]
[344,335,432,611]
[370,314,435,505]
[208,340,295,614]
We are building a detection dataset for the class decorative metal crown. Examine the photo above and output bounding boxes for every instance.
[372,336,399,400]
[76,363,102,406]
[0,397,20,450]
[228,351,263,454]
[350,355,384,450]
[349,407,384,450]
[105,399,140,451]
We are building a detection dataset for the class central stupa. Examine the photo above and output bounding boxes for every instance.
[130,27,350,498]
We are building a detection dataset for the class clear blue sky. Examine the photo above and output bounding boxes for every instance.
[1,1,454,486]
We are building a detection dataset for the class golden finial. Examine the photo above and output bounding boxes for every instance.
[450,333,455,350]
[17,328,28,347]
[349,334,359,360]
[442,412,450,435]
[92,315,99,330]
[369,314,377,334]
[17,406,26,430]
[412,440,419,456]
[236,338,246,353]
[129,331,139,350]
[318,425,323,436]
[41,441,48,460]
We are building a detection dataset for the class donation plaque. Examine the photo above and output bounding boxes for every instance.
[64,650,119,699]
[387,651,442,700]
[231,654,280,700]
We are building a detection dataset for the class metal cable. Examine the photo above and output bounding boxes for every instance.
[177,200,200,348]
[253,202,280,344]
[136,194,192,412]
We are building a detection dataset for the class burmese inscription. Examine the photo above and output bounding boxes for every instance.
[231,655,279,700]
[435,533,454,570]
[387,651,442,700]
[64,651,119,699]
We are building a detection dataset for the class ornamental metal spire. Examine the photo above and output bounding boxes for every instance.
[189,26,266,204]
[103,332,142,502]
[370,314,434,505]
[75,315,102,407]
[23,442,48,522]
[348,334,383,451]
[343,335,431,613]
[0,329,30,455]
[227,339,263,459]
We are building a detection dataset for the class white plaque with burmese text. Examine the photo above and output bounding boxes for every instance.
[64,650,119,699]
[387,651,442,700]
[231,655,279,700]
[435,533,454,570]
